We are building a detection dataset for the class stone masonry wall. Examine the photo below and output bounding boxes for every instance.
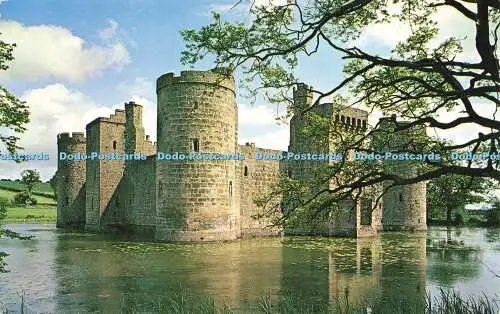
[58,72,427,241]
[238,143,284,238]
[56,132,86,228]
[121,159,156,234]
[155,69,240,242]
[373,117,427,231]
[85,110,126,231]
[286,85,331,235]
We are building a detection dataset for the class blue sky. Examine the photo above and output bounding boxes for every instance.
[0,0,489,180]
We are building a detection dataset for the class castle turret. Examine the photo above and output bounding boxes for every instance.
[292,83,313,114]
[125,101,146,154]
[372,116,427,231]
[85,110,126,231]
[155,69,240,241]
[56,132,86,228]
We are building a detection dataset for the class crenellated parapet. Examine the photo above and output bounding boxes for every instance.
[87,109,126,128]
[57,132,86,145]
[156,68,235,95]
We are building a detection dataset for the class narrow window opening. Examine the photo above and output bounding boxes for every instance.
[346,117,351,125]
[192,139,199,152]
[194,101,199,109]
[399,193,403,202]
[113,140,117,150]
[244,166,248,176]
[229,181,233,197]
[362,120,367,129]
[357,119,361,127]
[341,116,345,123]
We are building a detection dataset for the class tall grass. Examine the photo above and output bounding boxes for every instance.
[2,287,499,313]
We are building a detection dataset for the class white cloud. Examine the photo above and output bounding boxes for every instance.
[356,20,411,47]
[356,3,479,62]
[238,102,288,150]
[129,95,157,141]
[0,20,130,83]
[98,19,119,41]
[430,102,496,143]
[253,0,287,7]
[117,77,156,140]
[238,103,280,126]
[0,84,116,180]
[239,127,289,151]
[117,77,155,99]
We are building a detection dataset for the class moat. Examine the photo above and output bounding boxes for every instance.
[1,225,499,313]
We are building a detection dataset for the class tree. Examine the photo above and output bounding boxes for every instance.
[0,197,7,221]
[0,35,30,272]
[0,36,30,153]
[486,200,500,226]
[20,169,40,201]
[427,174,493,224]
[49,171,58,200]
[180,0,500,224]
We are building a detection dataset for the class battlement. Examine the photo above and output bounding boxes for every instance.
[156,68,235,93]
[293,83,313,110]
[293,83,313,95]
[145,135,156,145]
[87,109,127,128]
[377,115,425,134]
[125,101,142,108]
[331,105,369,130]
[57,132,86,143]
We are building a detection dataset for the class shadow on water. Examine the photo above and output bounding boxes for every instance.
[1,226,499,312]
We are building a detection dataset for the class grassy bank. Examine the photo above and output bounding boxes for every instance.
[0,188,56,224]
[3,288,498,314]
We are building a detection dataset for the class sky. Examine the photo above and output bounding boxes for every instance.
[0,0,493,181]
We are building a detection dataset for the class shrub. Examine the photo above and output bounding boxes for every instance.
[30,198,37,205]
[0,196,9,220]
[467,216,484,226]
[486,203,500,227]
[13,191,31,206]
[454,212,464,226]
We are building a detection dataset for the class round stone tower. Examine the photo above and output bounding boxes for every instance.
[155,69,240,241]
[56,132,87,229]
[372,116,427,231]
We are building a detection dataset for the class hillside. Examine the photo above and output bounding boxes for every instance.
[0,187,56,223]
[0,179,54,198]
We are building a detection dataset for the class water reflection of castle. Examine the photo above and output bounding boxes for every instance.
[54,233,427,312]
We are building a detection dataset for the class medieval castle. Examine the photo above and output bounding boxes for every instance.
[56,69,427,242]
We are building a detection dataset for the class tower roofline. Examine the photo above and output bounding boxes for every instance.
[156,68,235,94]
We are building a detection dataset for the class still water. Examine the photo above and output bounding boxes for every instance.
[0,225,499,313]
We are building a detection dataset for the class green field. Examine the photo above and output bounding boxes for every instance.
[0,179,54,197]
[0,188,56,223]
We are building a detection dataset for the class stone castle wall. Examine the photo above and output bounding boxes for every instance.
[56,69,427,241]
[238,143,284,238]
[372,117,427,231]
[155,69,240,242]
[85,110,126,231]
[56,132,86,228]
